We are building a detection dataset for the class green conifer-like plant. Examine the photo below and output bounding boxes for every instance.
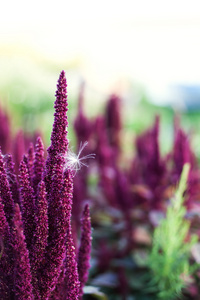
[148,163,198,299]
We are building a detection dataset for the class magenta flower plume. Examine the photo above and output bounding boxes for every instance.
[12,130,26,172]
[0,149,14,225]
[32,181,48,264]
[32,136,45,196]
[131,116,166,208]
[3,154,20,206]
[48,170,80,300]
[31,180,48,299]
[0,107,10,154]
[39,160,66,299]
[18,158,36,251]
[74,82,93,147]
[12,203,34,299]
[27,143,35,185]
[0,71,92,299]
[78,204,92,298]
[0,196,14,299]
[65,227,80,300]
[49,70,68,155]
[39,71,72,298]
[44,70,68,199]
[172,126,196,178]
[105,94,122,152]
[63,170,80,299]
[0,196,8,237]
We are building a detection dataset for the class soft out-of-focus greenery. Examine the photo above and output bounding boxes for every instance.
[0,48,82,145]
[1,53,200,159]
[148,164,198,299]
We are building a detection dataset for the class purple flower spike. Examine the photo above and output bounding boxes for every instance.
[18,158,36,251]
[105,94,122,152]
[32,137,45,196]
[0,196,14,299]
[173,127,196,177]
[27,143,35,185]
[31,180,48,298]
[50,70,68,155]
[78,204,92,298]
[74,82,93,147]
[0,107,11,154]
[12,204,34,300]
[3,154,20,206]
[12,130,26,173]
[49,169,80,300]
[65,227,80,300]
[0,196,8,237]
[62,170,74,227]
[39,159,66,299]
[48,155,64,244]
[44,70,68,198]
[33,181,48,264]
[0,149,14,225]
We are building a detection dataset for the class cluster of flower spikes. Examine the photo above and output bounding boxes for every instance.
[72,85,200,298]
[74,86,200,212]
[0,70,92,300]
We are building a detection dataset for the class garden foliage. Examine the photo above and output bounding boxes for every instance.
[148,163,198,299]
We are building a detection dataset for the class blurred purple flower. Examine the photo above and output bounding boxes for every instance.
[78,204,92,298]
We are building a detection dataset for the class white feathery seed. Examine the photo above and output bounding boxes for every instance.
[64,141,95,176]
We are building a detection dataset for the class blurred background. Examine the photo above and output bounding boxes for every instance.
[1,0,200,153]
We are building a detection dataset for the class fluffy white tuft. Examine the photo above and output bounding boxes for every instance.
[64,141,95,176]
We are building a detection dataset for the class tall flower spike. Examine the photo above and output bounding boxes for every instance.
[0,148,14,225]
[78,204,92,298]
[0,196,14,299]
[3,154,20,205]
[39,158,67,299]
[74,82,93,147]
[39,71,70,299]
[31,180,48,299]
[12,204,33,299]
[105,94,122,153]
[32,136,45,197]
[0,107,11,154]
[50,169,80,300]
[48,169,78,300]
[65,227,80,300]
[44,70,68,198]
[47,155,64,244]
[18,158,36,252]
[12,130,26,173]
[27,143,35,185]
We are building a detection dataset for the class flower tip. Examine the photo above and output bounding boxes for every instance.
[60,70,66,78]
[83,203,90,218]
[35,136,44,148]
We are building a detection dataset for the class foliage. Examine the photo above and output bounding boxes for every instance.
[148,163,198,299]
